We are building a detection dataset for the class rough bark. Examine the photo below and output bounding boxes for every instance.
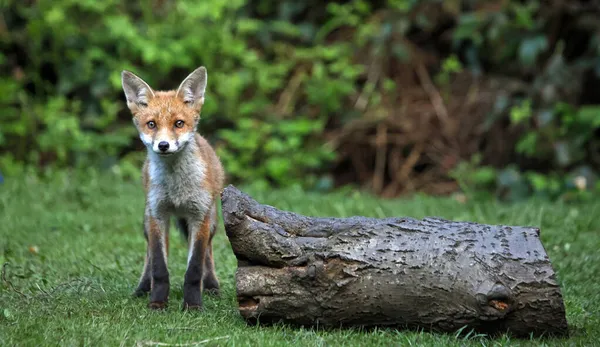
[221,185,568,337]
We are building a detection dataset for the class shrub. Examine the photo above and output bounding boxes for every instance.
[1,0,346,187]
[1,0,599,198]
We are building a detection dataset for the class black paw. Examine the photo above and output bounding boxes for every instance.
[203,277,220,296]
[132,287,150,298]
[204,287,220,297]
[182,302,203,311]
[148,301,168,310]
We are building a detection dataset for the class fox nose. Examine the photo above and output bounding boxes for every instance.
[158,141,170,152]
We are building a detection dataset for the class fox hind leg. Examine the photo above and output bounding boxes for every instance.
[182,202,221,310]
[182,214,210,310]
[176,217,189,241]
[202,204,220,295]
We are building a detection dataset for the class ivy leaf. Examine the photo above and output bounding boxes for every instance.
[516,132,538,157]
[510,99,533,124]
[519,36,548,67]
[576,106,600,127]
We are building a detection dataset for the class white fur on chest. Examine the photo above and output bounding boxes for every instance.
[147,152,212,221]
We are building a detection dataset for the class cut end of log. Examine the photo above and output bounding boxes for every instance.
[489,300,509,311]
[222,185,569,338]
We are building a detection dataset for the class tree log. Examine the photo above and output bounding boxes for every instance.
[221,185,568,337]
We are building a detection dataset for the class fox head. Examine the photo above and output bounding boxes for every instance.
[121,67,207,156]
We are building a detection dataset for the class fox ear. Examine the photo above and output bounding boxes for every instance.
[176,66,207,110]
[121,70,155,113]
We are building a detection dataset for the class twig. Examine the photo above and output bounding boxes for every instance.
[397,142,424,183]
[354,55,382,112]
[383,143,423,196]
[415,63,449,124]
[165,327,196,331]
[1,263,30,299]
[275,68,305,117]
[373,123,388,193]
[135,336,229,346]
[350,151,370,183]
[39,278,89,298]
[457,77,480,131]
[1,262,92,300]
[35,283,50,296]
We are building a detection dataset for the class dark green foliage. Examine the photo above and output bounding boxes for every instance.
[1,0,345,187]
[447,1,600,200]
[1,0,599,196]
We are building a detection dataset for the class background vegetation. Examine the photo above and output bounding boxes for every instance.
[2,0,600,200]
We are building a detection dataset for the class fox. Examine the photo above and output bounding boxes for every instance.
[121,66,224,311]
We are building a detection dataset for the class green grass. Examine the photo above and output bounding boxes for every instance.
[1,171,599,346]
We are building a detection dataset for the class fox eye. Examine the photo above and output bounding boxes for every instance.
[175,120,184,128]
[147,121,156,129]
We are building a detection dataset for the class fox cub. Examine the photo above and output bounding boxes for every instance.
[121,66,224,310]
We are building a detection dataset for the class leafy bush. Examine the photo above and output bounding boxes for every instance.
[451,97,600,202]
[445,0,600,201]
[1,0,346,187]
[1,0,599,198]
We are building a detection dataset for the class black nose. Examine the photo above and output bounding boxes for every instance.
[158,141,169,152]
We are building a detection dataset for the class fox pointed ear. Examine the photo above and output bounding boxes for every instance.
[121,70,155,113]
[176,66,207,110]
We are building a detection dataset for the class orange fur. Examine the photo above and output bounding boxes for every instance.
[136,91,224,199]
[123,67,224,309]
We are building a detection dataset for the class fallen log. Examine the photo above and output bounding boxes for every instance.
[221,185,568,337]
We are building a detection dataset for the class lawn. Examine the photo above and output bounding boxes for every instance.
[1,171,599,346]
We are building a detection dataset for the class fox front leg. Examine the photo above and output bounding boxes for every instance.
[146,215,170,310]
[133,219,151,297]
